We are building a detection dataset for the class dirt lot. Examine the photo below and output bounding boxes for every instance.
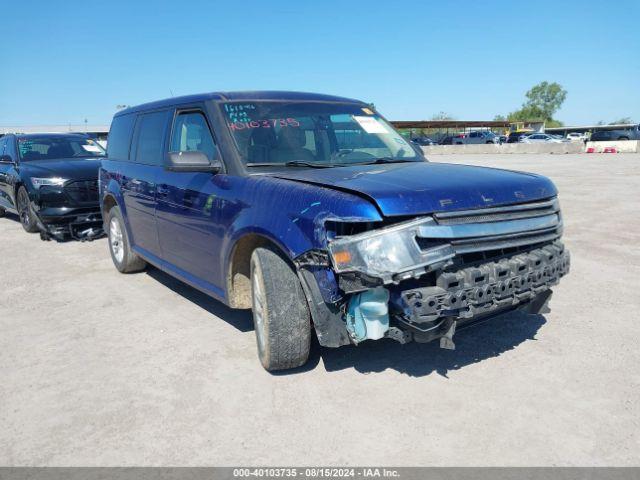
[1,153,639,466]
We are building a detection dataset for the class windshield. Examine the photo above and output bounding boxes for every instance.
[18,135,106,161]
[221,101,420,167]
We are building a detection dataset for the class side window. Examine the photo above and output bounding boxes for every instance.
[469,132,479,138]
[134,111,168,165]
[170,111,217,160]
[107,114,136,160]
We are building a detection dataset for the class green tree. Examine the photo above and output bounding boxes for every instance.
[431,111,455,121]
[523,82,567,120]
[508,81,567,126]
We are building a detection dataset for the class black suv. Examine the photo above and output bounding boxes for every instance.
[590,126,640,141]
[507,131,532,143]
[0,133,105,240]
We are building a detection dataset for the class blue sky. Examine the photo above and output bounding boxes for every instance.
[2,0,638,126]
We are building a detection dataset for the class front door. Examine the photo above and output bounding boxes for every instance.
[155,108,226,296]
[0,136,19,211]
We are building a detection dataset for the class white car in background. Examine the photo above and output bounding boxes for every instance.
[566,132,587,142]
[520,133,570,144]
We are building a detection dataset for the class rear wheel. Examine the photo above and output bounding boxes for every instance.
[17,186,39,233]
[0,206,5,217]
[106,205,147,273]
[250,247,311,371]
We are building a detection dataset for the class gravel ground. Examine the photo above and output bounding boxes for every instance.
[1,153,639,466]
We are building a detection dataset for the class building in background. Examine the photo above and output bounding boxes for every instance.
[0,124,110,145]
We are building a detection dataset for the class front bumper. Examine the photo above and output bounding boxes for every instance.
[35,206,104,241]
[391,241,570,335]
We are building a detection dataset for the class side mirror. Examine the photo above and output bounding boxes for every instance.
[166,151,222,173]
[0,155,14,164]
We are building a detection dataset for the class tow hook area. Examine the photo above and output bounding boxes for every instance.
[439,321,457,350]
[345,287,458,349]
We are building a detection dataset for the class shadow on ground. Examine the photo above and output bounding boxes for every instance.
[145,266,254,333]
[317,312,546,377]
[146,264,546,377]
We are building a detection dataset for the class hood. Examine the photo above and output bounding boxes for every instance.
[21,158,102,180]
[266,161,557,216]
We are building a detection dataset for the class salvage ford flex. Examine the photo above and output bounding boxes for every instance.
[99,91,570,371]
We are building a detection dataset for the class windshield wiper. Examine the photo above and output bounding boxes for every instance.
[247,161,334,168]
[285,160,335,168]
[351,157,417,165]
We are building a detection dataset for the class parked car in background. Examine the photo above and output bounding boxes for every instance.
[566,132,587,142]
[589,126,640,141]
[99,90,570,371]
[459,131,499,144]
[411,136,436,146]
[507,131,533,143]
[520,133,569,144]
[438,135,455,145]
[0,133,105,240]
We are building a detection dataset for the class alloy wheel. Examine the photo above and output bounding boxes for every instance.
[109,217,125,264]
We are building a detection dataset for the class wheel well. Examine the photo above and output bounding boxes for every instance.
[102,195,117,215]
[101,195,117,228]
[227,234,286,309]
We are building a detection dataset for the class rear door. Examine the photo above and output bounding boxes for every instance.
[155,107,227,296]
[121,110,171,260]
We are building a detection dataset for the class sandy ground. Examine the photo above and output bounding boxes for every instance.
[1,153,639,466]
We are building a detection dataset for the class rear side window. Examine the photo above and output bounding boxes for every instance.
[107,114,136,160]
[134,111,169,165]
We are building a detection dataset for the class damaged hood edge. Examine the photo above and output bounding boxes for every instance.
[264,161,558,217]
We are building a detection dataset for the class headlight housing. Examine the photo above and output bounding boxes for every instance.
[328,217,454,283]
[30,177,68,189]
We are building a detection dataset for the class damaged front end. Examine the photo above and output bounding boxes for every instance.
[31,181,104,241]
[296,197,570,349]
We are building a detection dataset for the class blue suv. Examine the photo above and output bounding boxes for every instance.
[100,91,570,371]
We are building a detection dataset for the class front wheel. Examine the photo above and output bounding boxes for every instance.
[106,206,147,273]
[17,186,39,233]
[250,247,311,371]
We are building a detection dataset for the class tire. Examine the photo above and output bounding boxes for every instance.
[618,136,629,141]
[0,206,5,218]
[106,205,147,273]
[16,186,39,233]
[250,247,311,371]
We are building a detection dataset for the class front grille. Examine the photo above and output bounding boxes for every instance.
[64,180,99,205]
[417,198,562,255]
[433,198,559,225]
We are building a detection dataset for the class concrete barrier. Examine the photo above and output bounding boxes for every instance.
[585,140,640,153]
[422,142,584,155]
